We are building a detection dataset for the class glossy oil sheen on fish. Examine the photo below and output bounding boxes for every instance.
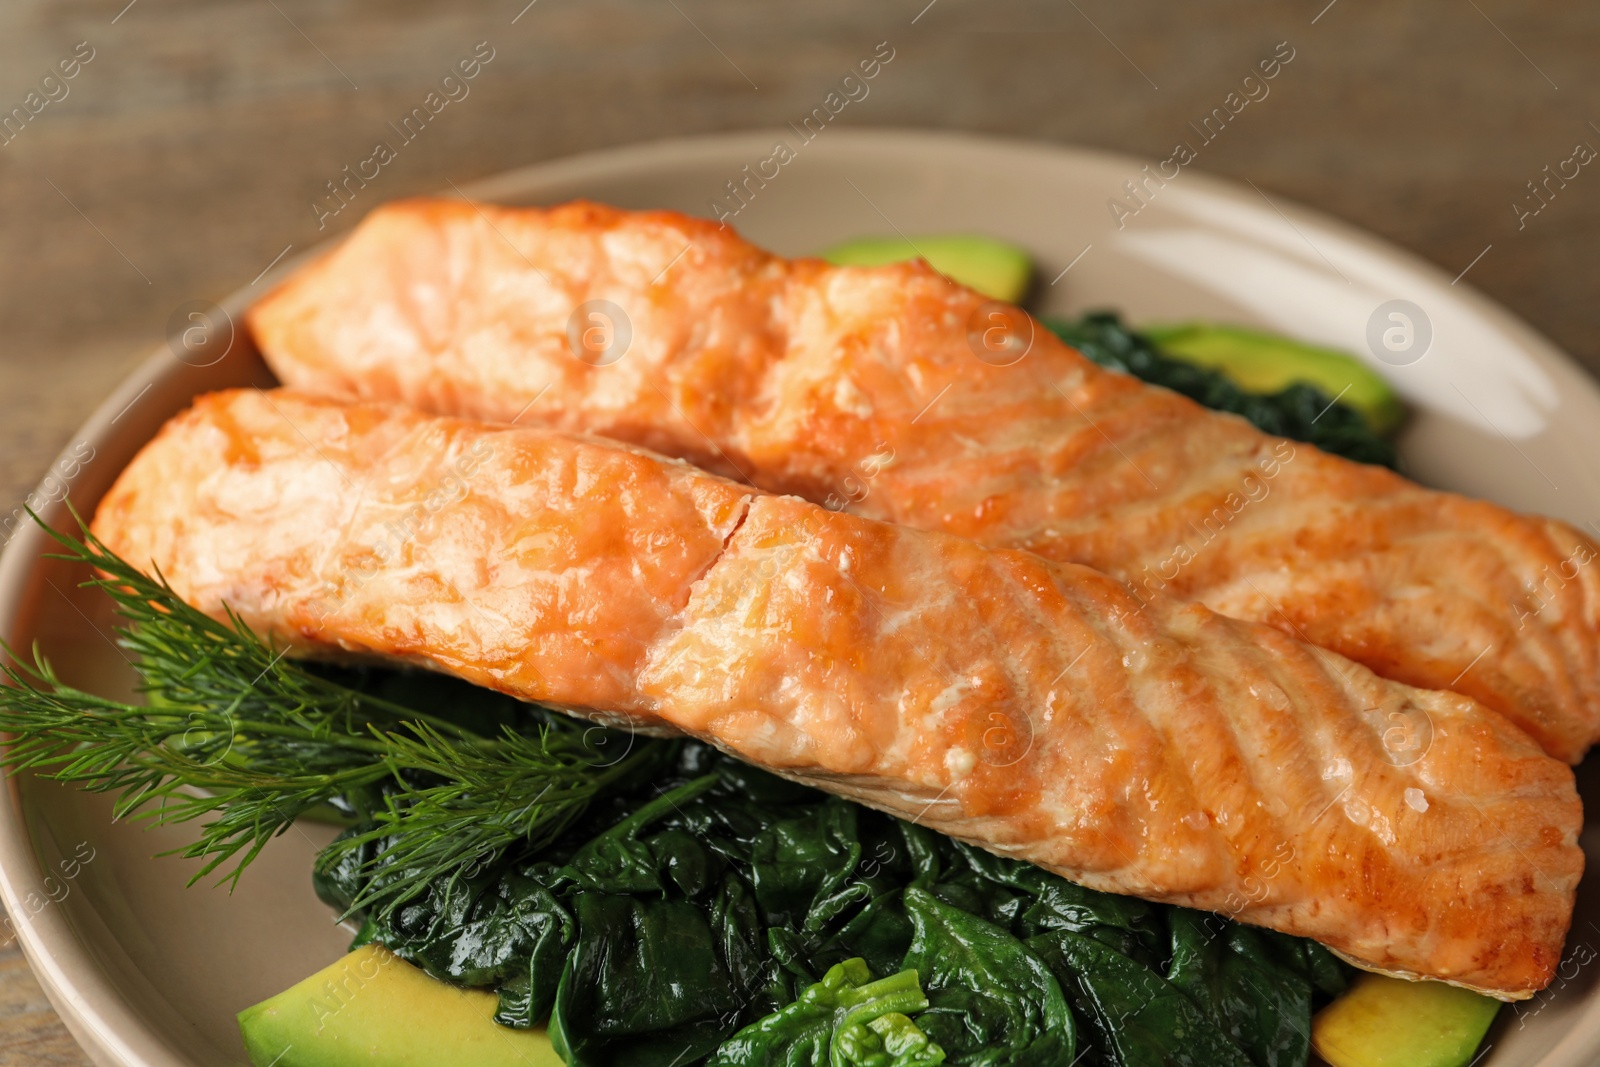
[92,389,1584,1000]
[249,198,1600,764]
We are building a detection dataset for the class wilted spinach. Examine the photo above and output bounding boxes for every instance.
[316,734,1348,1067]
[1044,312,1399,469]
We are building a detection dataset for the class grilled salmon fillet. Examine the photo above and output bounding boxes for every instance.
[91,388,1583,999]
[249,198,1600,762]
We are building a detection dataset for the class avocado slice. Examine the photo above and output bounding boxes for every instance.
[1311,972,1500,1067]
[238,944,561,1067]
[1143,322,1405,434]
[819,235,1033,303]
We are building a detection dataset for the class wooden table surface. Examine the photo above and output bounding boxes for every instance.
[2,0,1599,1061]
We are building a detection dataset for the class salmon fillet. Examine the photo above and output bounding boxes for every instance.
[91,388,1583,999]
[249,198,1600,762]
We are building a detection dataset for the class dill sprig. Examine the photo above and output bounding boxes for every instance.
[0,511,663,914]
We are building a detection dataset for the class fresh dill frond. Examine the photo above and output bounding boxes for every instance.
[0,510,665,910]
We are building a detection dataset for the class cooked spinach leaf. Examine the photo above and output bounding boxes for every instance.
[552,892,742,1067]
[901,888,1074,1065]
[708,957,944,1067]
[1043,312,1399,469]
[1164,912,1315,1067]
[1031,929,1255,1067]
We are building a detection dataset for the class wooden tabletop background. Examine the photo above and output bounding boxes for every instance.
[3,0,1599,1061]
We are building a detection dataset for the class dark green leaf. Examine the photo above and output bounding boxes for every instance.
[901,888,1075,1065]
[1030,930,1255,1067]
[549,892,740,1066]
[1164,910,1313,1067]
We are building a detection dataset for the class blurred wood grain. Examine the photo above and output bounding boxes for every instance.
[3,0,1599,1061]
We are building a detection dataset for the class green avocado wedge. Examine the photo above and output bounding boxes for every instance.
[1311,973,1500,1067]
[238,944,562,1067]
[819,235,1033,303]
[1143,322,1405,434]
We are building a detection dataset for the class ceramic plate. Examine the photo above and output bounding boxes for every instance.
[2,128,1598,1067]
